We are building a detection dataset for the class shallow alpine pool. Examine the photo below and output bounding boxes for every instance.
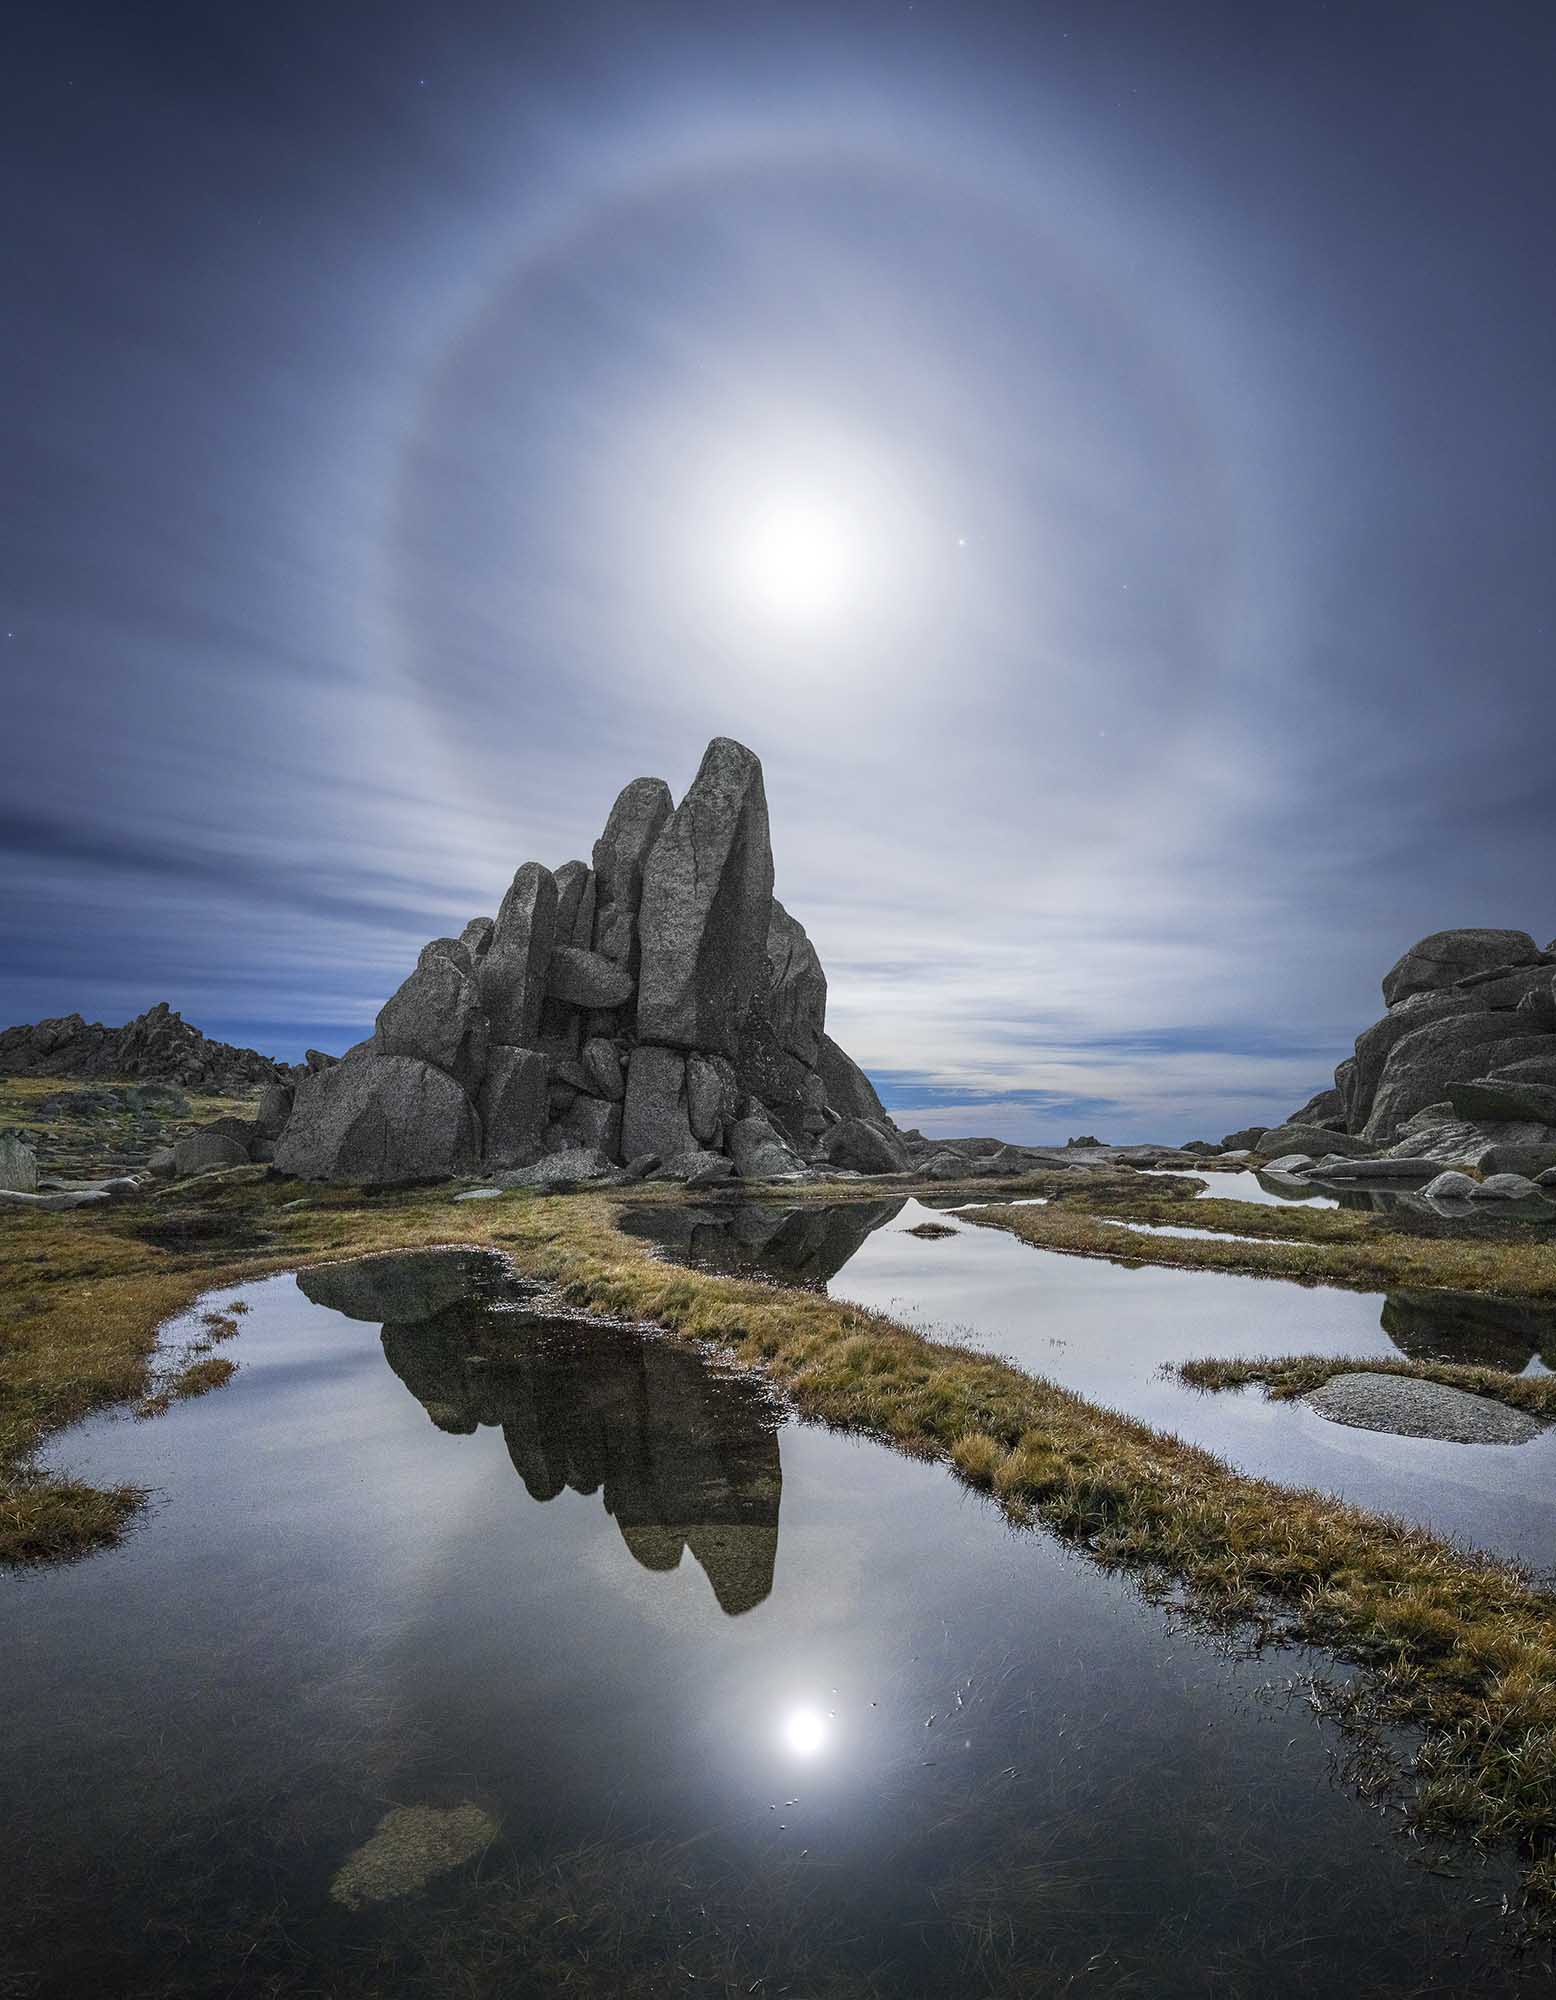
[5,1247,1550,1998]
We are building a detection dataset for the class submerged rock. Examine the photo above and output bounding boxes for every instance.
[330,1803,500,1910]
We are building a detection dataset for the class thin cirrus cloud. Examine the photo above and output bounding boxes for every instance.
[2,4,1553,1140]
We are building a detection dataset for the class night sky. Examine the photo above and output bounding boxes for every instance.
[4,2,1553,1141]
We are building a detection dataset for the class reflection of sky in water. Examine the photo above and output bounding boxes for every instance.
[5,1254,1546,1995]
[632,1198,1556,1570]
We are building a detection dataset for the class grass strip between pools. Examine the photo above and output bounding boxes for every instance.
[9,1174,1556,1907]
[1176,1352,1556,1420]
[961,1196,1556,1297]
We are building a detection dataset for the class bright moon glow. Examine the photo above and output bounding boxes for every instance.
[734,495,863,622]
[781,1705,829,1758]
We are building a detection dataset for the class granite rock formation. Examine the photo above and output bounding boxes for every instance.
[274,738,899,1186]
[0,1001,283,1093]
[1236,927,1556,1175]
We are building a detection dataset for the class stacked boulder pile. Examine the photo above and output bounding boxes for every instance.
[273,738,906,1188]
[1232,928,1556,1198]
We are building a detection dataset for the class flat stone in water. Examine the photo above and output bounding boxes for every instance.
[1305,1371,1543,1445]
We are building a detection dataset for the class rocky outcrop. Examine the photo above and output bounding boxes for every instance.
[1253,926,1556,1176]
[271,739,897,1185]
[0,1001,283,1092]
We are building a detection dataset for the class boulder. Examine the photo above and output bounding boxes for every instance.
[1445,1078,1556,1125]
[1364,1018,1556,1142]
[375,951,489,1092]
[729,1114,806,1181]
[733,1010,814,1141]
[1255,1123,1374,1159]
[621,1044,696,1164]
[147,1146,177,1177]
[545,944,634,1011]
[418,936,474,977]
[1488,1054,1556,1088]
[686,1052,737,1144]
[552,860,592,945]
[477,1046,548,1170]
[581,1037,625,1101]
[917,1149,970,1179]
[274,1054,481,1185]
[760,899,827,1066]
[299,1249,499,1326]
[1346,990,1482,1131]
[1381,929,1541,1006]
[255,1080,295,1142]
[174,1128,253,1175]
[591,776,673,974]
[459,917,495,961]
[557,1093,623,1158]
[499,1147,617,1188]
[1479,1143,1556,1179]
[0,1132,38,1193]
[822,1117,910,1175]
[636,738,774,1056]
[1422,1171,1478,1200]
[1221,1126,1268,1151]
[1263,1154,1314,1173]
[480,863,558,1047]
[651,1148,733,1185]
[1470,1173,1543,1200]
[814,1032,889,1125]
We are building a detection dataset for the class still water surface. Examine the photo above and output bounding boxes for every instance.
[6,1246,1553,1997]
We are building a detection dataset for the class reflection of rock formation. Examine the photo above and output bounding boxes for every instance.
[1382,1289,1556,1373]
[378,1301,782,1616]
[617,1199,904,1289]
[298,1249,511,1327]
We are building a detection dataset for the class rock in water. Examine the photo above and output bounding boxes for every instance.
[275,1055,481,1185]
[480,863,558,1047]
[591,776,673,974]
[636,738,775,1056]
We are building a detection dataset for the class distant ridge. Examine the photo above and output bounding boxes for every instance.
[0,1001,283,1094]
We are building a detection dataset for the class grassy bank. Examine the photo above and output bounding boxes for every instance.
[1177,1352,1556,1421]
[960,1196,1556,1297]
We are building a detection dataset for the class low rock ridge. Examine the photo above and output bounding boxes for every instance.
[1218,925,1556,1185]
[273,737,904,1186]
[0,1001,284,1094]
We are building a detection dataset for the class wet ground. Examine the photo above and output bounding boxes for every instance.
[7,1247,1554,1997]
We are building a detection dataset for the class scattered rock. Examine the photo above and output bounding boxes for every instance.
[0,1132,38,1193]
[173,1127,252,1176]
[1469,1173,1543,1200]
[498,1147,617,1188]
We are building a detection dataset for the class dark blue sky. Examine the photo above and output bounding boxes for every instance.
[4,1,1553,1139]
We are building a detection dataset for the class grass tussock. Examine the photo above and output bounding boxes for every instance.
[964,1196,1556,1299]
[1178,1352,1556,1421]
